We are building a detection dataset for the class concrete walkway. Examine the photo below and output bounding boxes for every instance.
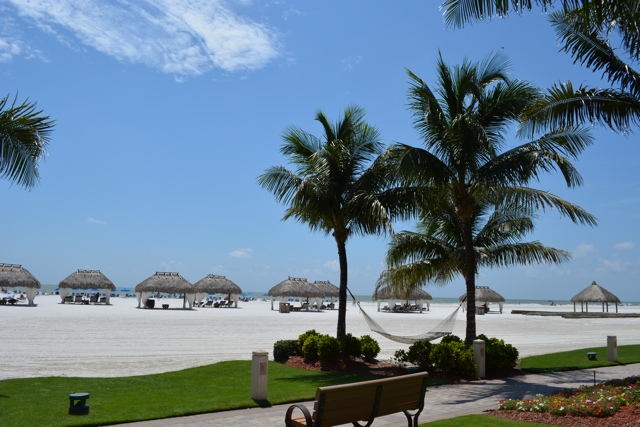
[114,364,639,427]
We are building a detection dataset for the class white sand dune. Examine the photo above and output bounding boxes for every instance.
[1,295,639,380]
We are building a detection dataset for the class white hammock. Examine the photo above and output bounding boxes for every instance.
[358,302,462,344]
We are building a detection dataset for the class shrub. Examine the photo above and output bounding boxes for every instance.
[359,335,380,361]
[476,334,519,374]
[393,349,409,365]
[297,329,319,354]
[273,339,298,363]
[317,335,341,362]
[406,340,435,371]
[431,338,476,377]
[340,333,361,359]
[302,334,320,360]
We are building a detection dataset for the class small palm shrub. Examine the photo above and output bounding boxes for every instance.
[477,334,519,374]
[340,333,361,359]
[359,335,380,361]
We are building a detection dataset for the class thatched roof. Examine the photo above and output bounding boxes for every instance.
[459,286,505,303]
[268,277,324,298]
[571,281,621,303]
[192,274,242,295]
[312,280,340,298]
[0,263,41,288]
[135,272,192,294]
[58,269,115,290]
[373,285,432,301]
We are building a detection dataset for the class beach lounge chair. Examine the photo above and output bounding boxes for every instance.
[74,295,84,304]
[203,300,213,307]
[64,295,73,303]
[89,295,98,304]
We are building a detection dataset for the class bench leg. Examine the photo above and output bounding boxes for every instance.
[403,409,422,427]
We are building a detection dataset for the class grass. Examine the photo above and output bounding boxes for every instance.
[0,361,380,427]
[520,344,640,373]
[2,345,638,427]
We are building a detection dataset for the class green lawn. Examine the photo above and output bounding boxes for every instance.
[1,345,638,427]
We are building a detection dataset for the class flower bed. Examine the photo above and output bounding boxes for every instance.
[492,376,640,425]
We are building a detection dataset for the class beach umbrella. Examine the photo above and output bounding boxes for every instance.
[571,281,621,313]
[58,269,116,304]
[268,277,324,310]
[0,263,41,305]
[191,274,242,307]
[459,286,505,313]
[135,272,193,309]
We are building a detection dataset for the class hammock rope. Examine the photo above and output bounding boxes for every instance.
[357,301,462,344]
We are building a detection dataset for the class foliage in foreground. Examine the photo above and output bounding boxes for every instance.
[275,330,381,363]
[499,375,640,418]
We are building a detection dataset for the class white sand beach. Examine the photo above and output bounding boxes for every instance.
[1,295,639,381]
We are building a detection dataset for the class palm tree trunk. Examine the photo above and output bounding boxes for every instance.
[336,240,348,340]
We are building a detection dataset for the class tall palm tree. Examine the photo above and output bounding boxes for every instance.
[0,94,54,189]
[382,52,597,346]
[258,106,393,339]
[441,0,640,134]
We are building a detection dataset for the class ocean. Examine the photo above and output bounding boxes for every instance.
[7,284,638,307]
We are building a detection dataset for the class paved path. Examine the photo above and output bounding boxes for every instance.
[113,364,639,427]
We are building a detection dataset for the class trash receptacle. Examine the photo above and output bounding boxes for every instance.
[146,299,155,309]
[279,302,290,313]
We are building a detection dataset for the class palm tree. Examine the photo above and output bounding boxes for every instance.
[0,94,54,189]
[381,52,597,346]
[440,0,640,134]
[257,105,393,339]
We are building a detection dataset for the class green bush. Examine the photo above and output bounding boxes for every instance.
[302,334,320,360]
[477,334,519,374]
[393,349,409,365]
[359,335,380,361]
[297,329,320,354]
[273,339,299,363]
[406,340,435,371]
[431,339,476,376]
[317,335,341,362]
[340,333,361,359]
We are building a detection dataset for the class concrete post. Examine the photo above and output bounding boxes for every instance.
[607,336,618,362]
[251,350,269,400]
[473,339,486,378]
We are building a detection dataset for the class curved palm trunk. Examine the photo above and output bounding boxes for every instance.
[461,215,477,347]
[336,240,348,340]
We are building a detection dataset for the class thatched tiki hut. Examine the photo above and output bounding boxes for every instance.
[135,272,194,309]
[268,277,324,310]
[0,263,41,305]
[571,281,621,313]
[191,274,242,307]
[459,286,505,313]
[58,269,116,304]
[312,280,340,308]
[372,285,432,312]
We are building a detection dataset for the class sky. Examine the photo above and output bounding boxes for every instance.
[1,1,638,302]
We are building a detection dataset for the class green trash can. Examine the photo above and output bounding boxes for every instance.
[69,392,90,415]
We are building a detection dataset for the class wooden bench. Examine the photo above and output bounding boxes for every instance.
[284,371,428,427]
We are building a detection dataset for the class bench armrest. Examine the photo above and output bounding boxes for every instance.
[285,403,313,427]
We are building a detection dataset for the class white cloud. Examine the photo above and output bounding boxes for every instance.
[86,217,107,225]
[596,258,629,274]
[5,0,281,77]
[572,243,594,257]
[323,259,339,272]
[614,241,636,250]
[342,55,362,71]
[229,248,253,258]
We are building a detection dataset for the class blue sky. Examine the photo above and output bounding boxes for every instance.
[1,1,638,301]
